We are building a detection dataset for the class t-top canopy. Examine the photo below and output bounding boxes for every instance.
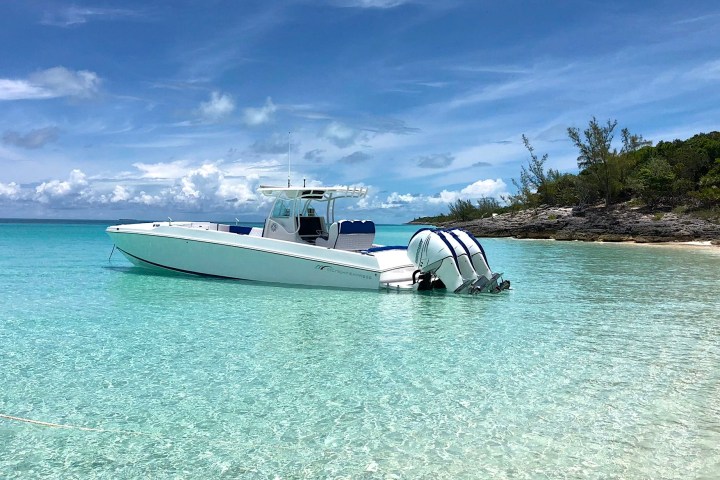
[258,186,368,200]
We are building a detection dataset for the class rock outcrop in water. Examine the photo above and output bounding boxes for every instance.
[438,204,720,244]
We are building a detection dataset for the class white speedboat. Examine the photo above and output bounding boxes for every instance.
[106,185,509,293]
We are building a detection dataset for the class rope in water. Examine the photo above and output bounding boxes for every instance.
[0,413,147,436]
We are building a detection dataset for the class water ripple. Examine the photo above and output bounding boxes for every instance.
[1,225,719,478]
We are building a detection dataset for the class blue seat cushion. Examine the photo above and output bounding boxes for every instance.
[229,225,252,235]
[338,220,375,234]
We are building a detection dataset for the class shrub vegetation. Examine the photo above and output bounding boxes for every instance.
[413,118,720,224]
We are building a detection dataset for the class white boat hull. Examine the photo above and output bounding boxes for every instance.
[107,222,415,290]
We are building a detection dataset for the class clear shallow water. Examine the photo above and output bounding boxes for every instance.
[1,222,719,479]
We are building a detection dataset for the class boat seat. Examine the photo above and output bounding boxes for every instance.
[298,216,325,242]
[228,225,253,235]
[316,220,375,250]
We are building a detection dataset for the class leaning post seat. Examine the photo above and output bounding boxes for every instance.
[297,216,325,242]
[315,220,375,250]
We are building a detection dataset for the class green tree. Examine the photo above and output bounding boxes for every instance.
[630,156,676,207]
[567,117,617,208]
[509,135,550,207]
[476,197,501,216]
[567,119,650,208]
[616,127,652,201]
[447,199,477,221]
[620,127,652,154]
[692,158,720,207]
[541,170,581,206]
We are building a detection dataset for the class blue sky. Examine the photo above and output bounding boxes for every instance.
[1,0,719,222]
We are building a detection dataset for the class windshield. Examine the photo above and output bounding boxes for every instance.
[270,199,293,218]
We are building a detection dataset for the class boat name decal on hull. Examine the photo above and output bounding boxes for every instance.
[315,264,375,280]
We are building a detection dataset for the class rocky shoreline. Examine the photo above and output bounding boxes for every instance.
[429,205,720,245]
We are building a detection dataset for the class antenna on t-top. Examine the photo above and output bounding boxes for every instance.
[287,131,291,188]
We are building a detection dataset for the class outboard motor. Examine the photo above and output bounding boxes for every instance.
[407,228,510,294]
[444,228,492,281]
[436,230,479,286]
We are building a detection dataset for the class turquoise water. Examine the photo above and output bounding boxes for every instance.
[1,222,719,479]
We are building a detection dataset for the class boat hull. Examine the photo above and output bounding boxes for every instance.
[107,223,413,290]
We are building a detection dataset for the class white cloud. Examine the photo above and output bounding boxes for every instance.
[217,174,259,206]
[685,59,720,81]
[446,76,538,110]
[177,164,222,201]
[429,178,508,204]
[332,0,412,8]
[132,160,193,180]
[110,185,131,203]
[321,121,366,148]
[30,67,100,98]
[353,178,508,214]
[460,178,507,198]
[157,163,261,210]
[41,6,139,27]
[132,192,163,206]
[427,190,461,205]
[243,97,277,126]
[0,67,100,101]
[0,163,265,213]
[0,79,48,101]
[199,91,235,121]
[34,169,90,204]
[0,162,504,222]
[0,182,22,200]
[380,192,418,208]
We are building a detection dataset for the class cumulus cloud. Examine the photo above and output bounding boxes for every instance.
[2,127,60,149]
[416,153,454,169]
[321,122,366,148]
[243,97,277,126]
[0,67,100,101]
[0,163,507,222]
[199,91,235,121]
[353,190,422,210]
[30,67,100,98]
[429,178,508,204]
[132,160,193,180]
[0,163,265,212]
[34,169,90,204]
[340,151,372,164]
[177,164,222,201]
[152,164,259,210]
[0,182,23,201]
[353,178,508,213]
[380,192,419,208]
[216,174,259,207]
[110,185,131,203]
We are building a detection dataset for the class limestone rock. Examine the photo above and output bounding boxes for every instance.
[445,204,720,243]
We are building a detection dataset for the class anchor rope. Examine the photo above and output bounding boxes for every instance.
[0,413,148,436]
